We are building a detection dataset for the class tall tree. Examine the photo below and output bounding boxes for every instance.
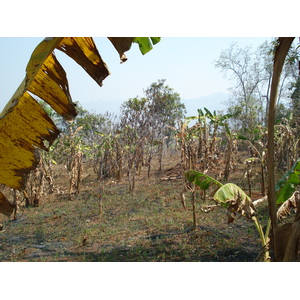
[145,79,186,171]
[215,43,265,133]
[145,79,186,146]
[120,79,186,175]
[215,40,298,134]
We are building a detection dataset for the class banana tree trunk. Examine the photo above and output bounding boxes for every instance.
[267,37,294,261]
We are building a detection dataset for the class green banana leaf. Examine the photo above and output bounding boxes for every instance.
[133,37,161,55]
[185,170,223,191]
[276,158,300,204]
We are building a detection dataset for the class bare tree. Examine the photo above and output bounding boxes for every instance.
[215,40,298,135]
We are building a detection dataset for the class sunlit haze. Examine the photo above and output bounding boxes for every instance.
[0,37,273,117]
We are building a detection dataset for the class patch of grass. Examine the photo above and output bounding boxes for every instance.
[0,155,263,262]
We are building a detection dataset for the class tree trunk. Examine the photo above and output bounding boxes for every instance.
[267,37,294,261]
[158,142,163,171]
[147,149,153,178]
[261,164,266,196]
[116,142,123,181]
[224,137,232,181]
[192,189,197,230]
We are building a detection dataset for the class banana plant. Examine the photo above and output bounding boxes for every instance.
[267,37,295,260]
[185,170,270,261]
[274,160,300,261]
[223,124,238,181]
[238,128,268,196]
[186,159,300,261]
[0,37,160,216]
[203,107,233,153]
[216,182,271,261]
[185,170,222,230]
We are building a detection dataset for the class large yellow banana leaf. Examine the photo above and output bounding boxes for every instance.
[0,37,160,216]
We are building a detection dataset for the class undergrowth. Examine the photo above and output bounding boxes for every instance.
[0,156,263,262]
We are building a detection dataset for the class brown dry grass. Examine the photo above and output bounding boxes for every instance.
[0,152,265,262]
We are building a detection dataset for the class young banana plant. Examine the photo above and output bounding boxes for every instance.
[186,158,300,262]
[185,170,270,261]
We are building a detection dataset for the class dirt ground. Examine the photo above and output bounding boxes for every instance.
[0,153,266,262]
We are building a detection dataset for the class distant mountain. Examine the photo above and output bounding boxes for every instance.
[82,98,124,116]
[182,92,229,117]
[80,92,230,118]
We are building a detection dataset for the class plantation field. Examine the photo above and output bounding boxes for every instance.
[0,153,267,262]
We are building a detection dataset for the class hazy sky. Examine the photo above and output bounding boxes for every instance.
[0,37,271,113]
[0,37,273,116]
